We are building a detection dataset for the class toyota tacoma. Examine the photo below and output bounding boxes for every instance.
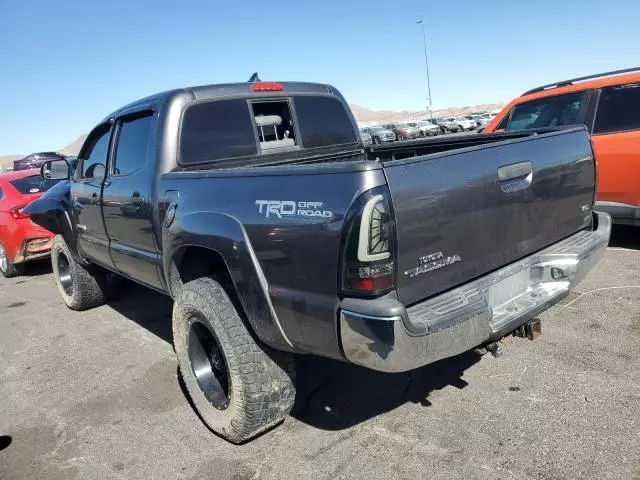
[25,80,610,443]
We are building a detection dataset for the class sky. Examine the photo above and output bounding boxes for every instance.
[1,0,640,154]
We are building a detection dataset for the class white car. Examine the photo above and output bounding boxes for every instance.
[406,121,440,137]
[449,116,476,132]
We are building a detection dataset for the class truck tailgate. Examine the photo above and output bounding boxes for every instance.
[384,128,596,306]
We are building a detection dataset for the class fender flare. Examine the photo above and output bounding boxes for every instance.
[22,181,85,265]
[162,210,295,352]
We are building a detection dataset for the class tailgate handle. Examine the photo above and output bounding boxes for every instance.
[498,161,532,182]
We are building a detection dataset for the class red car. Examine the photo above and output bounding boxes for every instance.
[0,169,58,277]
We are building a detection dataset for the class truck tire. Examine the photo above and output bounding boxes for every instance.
[173,276,296,443]
[51,235,109,310]
[0,240,24,278]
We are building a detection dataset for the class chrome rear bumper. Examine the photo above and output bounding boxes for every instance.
[339,212,611,373]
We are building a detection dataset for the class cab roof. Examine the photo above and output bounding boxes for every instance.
[103,81,336,121]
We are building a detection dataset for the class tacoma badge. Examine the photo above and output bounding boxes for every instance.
[404,251,461,278]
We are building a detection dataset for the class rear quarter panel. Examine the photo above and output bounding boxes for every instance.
[160,164,385,358]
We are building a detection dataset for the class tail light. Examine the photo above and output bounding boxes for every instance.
[9,206,29,220]
[340,188,396,296]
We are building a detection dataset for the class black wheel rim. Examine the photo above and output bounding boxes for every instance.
[57,252,73,296]
[188,319,230,410]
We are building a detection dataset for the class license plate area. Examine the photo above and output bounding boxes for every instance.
[488,265,567,332]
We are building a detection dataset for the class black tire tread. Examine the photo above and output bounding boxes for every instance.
[51,235,108,311]
[173,276,295,443]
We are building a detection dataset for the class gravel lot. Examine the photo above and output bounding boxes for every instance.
[1,227,639,480]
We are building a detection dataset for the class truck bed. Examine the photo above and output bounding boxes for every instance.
[376,127,596,306]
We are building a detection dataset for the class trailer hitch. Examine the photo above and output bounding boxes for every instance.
[514,318,542,340]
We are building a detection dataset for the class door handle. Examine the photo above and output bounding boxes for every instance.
[91,192,99,204]
[497,161,533,193]
[497,161,532,182]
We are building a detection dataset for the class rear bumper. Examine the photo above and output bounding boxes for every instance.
[595,201,640,226]
[14,236,54,264]
[339,212,611,373]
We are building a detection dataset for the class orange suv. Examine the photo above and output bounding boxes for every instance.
[484,67,640,226]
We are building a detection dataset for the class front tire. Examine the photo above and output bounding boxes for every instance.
[372,136,380,145]
[51,235,109,310]
[173,276,296,443]
[0,240,23,278]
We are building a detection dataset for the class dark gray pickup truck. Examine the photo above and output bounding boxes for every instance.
[26,80,610,443]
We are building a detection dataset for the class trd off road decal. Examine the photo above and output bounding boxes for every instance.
[255,200,333,220]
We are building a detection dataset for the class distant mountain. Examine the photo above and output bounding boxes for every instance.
[0,154,23,169]
[58,135,87,156]
[350,103,505,125]
[1,102,506,170]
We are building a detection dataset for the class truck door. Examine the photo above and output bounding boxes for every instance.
[101,109,163,289]
[72,124,116,270]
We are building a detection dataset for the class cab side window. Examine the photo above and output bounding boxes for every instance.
[79,126,111,180]
[112,112,153,176]
[593,83,640,134]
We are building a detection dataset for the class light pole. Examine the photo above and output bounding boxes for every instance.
[417,19,433,119]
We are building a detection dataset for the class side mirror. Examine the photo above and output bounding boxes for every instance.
[41,159,71,180]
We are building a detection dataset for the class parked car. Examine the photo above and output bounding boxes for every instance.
[433,118,460,134]
[361,126,395,144]
[26,80,608,443]
[469,115,490,128]
[382,122,420,140]
[13,152,67,171]
[359,128,373,146]
[407,121,440,137]
[484,67,640,226]
[358,128,373,147]
[0,169,60,277]
[449,116,476,132]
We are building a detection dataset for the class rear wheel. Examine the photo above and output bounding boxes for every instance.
[51,235,109,310]
[419,131,425,137]
[0,240,23,278]
[173,276,296,443]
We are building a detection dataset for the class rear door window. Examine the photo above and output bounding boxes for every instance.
[506,92,587,131]
[593,83,640,134]
[112,112,153,175]
[293,96,357,148]
[180,100,257,165]
[9,175,59,194]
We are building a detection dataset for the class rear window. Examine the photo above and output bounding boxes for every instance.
[9,175,59,194]
[293,96,357,148]
[506,92,586,131]
[593,83,640,134]
[180,99,258,165]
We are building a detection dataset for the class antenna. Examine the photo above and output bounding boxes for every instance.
[248,72,261,83]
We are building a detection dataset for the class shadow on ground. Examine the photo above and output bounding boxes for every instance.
[609,225,639,250]
[20,258,54,277]
[103,280,481,431]
[290,351,481,430]
[106,279,174,344]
